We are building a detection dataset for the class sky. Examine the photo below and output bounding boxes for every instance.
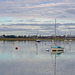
[0,0,75,36]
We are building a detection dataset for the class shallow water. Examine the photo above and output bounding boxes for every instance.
[0,40,75,75]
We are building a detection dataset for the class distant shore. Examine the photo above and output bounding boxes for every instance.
[0,38,75,41]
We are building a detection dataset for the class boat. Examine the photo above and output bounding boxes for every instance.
[64,30,68,43]
[46,49,49,52]
[69,32,72,43]
[64,39,68,43]
[51,19,64,51]
[36,31,41,42]
[51,45,64,51]
[36,39,41,42]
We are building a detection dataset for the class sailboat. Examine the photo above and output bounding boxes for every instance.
[51,19,64,51]
[36,31,41,42]
[64,30,68,43]
[64,27,68,43]
[36,39,41,42]
[69,32,72,43]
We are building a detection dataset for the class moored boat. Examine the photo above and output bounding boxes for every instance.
[36,39,41,42]
[51,45,64,51]
[51,19,64,51]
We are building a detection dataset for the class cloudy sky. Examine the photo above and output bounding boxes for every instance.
[0,0,75,36]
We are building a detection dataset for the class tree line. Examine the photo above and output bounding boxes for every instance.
[0,35,75,39]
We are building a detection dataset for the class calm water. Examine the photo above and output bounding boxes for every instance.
[0,40,75,75]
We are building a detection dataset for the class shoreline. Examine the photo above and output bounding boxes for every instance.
[0,38,75,41]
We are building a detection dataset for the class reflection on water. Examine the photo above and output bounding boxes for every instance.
[0,41,75,75]
[35,42,38,55]
[51,51,64,75]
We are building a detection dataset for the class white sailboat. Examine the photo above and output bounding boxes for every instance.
[51,19,64,51]
[69,32,72,43]
[36,31,41,42]
[64,30,68,43]
[36,39,41,42]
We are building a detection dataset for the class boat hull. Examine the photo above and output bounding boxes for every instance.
[51,50,64,55]
[51,47,64,51]
[36,40,41,42]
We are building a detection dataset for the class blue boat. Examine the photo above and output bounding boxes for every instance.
[36,39,41,42]
[51,45,64,51]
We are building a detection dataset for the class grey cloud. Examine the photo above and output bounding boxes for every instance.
[66,27,75,29]
[0,0,75,19]
[66,9,75,15]
[59,15,67,18]
[0,0,75,35]
[0,23,75,35]
[0,28,29,31]
[64,23,75,26]
[1,22,75,27]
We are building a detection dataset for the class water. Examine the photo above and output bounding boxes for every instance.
[0,40,75,75]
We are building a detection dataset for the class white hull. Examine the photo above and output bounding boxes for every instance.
[69,40,72,43]
[36,39,41,42]
[51,48,64,51]
[51,51,64,54]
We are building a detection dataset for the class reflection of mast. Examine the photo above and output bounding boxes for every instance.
[35,43,38,55]
[54,55,56,75]
[69,43,72,52]
[51,51,64,75]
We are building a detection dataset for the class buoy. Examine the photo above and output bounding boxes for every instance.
[13,43,14,45]
[46,49,49,52]
[15,47,18,50]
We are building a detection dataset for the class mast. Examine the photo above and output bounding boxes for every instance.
[36,30,38,39]
[55,19,56,45]
[70,32,71,40]
[65,25,67,40]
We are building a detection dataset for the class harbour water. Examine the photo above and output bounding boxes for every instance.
[0,40,75,75]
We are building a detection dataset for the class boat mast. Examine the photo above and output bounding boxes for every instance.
[55,19,56,45]
[36,30,38,39]
[65,25,67,40]
[70,32,71,40]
